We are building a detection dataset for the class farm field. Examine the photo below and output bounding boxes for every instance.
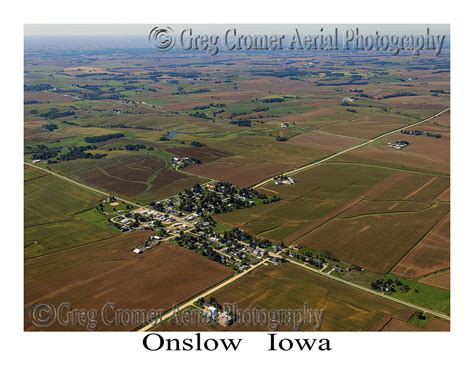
[25,235,233,331]
[420,271,450,290]
[381,317,449,331]
[297,202,448,273]
[186,156,291,187]
[393,213,450,278]
[332,114,450,176]
[24,166,117,258]
[155,263,444,331]
[320,111,413,139]
[216,163,392,243]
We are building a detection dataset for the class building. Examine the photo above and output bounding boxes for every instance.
[132,248,143,254]
[217,312,233,326]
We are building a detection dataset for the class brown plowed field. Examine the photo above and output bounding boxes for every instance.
[146,169,207,200]
[381,317,449,331]
[79,168,147,197]
[296,203,449,273]
[321,112,409,139]
[186,157,290,187]
[339,199,429,219]
[365,171,449,202]
[420,271,450,290]
[333,131,450,175]
[393,214,450,278]
[130,157,166,171]
[25,233,233,331]
[288,130,366,150]
[166,146,230,163]
[436,186,450,201]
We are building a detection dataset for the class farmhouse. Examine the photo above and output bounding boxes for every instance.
[171,156,200,169]
[274,174,295,185]
[388,140,410,150]
[342,97,356,103]
[201,303,234,327]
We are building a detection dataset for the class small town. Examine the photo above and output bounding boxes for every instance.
[108,181,284,272]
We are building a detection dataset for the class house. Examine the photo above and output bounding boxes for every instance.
[203,305,218,321]
[132,248,143,254]
[342,97,356,103]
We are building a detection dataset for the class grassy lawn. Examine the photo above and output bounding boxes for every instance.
[336,270,450,315]
[212,219,233,234]
[408,312,432,328]
[384,273,450,315]
[75,207,122,234]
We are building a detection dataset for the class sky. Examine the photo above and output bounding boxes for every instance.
[25,24,450,37]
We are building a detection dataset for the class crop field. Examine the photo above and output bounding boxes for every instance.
[24,166,117,258]
[364,171,450,202]
[145,169,208,200]
[332,116,450,175]
[437,186,450,201]
[186,156,291,187]
[217,163,392,243]
[420,271,450,290]
[79,167,148,198]
[287,130,366,151]
[381,317,449,331]
[320,111,413,139]
[297,203,449,273]
[339,199,430,218]
[166,146,231,163]
[209,135,336,168]
[157,263,427,332]
[25,167,102,226]
[25,235,233,331]
[394,214,450,278]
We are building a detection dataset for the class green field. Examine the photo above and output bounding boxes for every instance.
[24,166,118,258]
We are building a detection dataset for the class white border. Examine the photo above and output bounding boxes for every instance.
[2,0,472,377]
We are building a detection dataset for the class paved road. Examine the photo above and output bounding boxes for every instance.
[253,108,450,189]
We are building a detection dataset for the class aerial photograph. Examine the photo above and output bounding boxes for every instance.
[24,24,450,332]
